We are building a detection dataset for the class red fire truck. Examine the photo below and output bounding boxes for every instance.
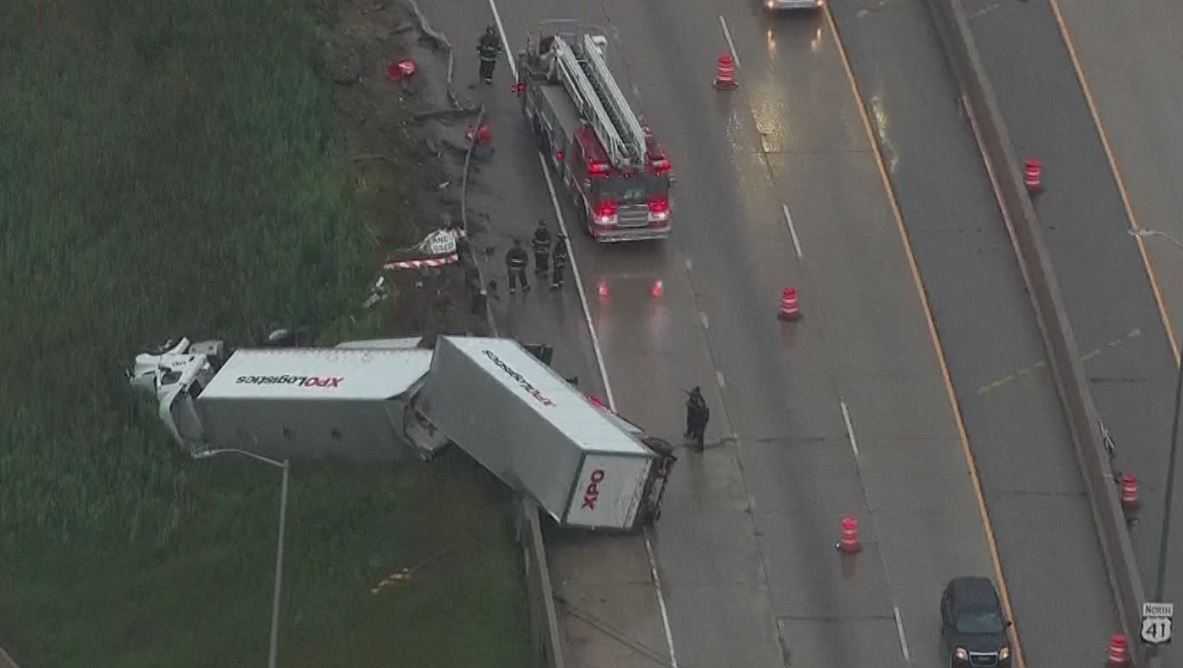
[514,22,673,242]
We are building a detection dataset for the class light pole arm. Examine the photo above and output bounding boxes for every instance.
[192,447,287,470]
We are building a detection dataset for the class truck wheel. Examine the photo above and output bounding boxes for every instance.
[575,195,592,237]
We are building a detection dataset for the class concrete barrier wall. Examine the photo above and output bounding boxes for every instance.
[922,0,1146,659]
[517,496,566,668]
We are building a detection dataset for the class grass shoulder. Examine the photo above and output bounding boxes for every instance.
[0,1,526,665]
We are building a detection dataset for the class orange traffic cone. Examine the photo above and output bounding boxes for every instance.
[714,54,738,90]
[778,288,801,321]
[386,58,417,81]
[1120,474,1139,511]
[836,516,862,554]
[465,123,493,146]
[1024,158,1042,193]
[1107,633,1130,666]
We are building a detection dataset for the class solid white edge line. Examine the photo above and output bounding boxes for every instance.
[535,152,617,412]
[840,400,860,458]
[893,605,911,663]
[487,0,518,81]
[699,312,710,330]
[782,203,803,258]
[718,15,741,69]
[716,370,726,389]
[643,530,680,668]
[538,151,677,667]
[492,5,675,665]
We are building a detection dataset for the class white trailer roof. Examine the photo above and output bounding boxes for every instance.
[438,337,649,455]
[201,348,431,401]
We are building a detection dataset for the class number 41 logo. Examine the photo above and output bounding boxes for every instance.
[1141,615,1173,645]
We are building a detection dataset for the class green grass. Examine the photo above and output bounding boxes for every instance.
[0,1,528,666]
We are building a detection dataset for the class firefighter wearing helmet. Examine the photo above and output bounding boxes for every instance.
[477,26,502,85]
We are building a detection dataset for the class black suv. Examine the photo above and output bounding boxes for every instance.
[940,577,1012,667]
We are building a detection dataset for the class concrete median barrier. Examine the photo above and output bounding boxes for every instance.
[922,0,1147,661]
[517,496,566,668]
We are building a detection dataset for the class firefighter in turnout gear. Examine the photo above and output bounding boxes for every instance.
[532,220,552,275]
[551,234,569,289]
[505,239,530,293]
[685,386,709,451]
[477,26,501,85]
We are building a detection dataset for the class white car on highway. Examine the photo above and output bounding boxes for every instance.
[764,0,824,10]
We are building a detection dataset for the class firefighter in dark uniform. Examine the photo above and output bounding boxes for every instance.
[477,26,501,85]
[551,234,569,289]
[532,220,552,276]
[505,239,530,293]
[685,386,709,451]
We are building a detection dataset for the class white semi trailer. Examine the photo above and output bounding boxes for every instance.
[415,336,675,530]
[128,335,674,531]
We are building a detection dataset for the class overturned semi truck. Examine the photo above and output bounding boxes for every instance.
[128,335,675,531]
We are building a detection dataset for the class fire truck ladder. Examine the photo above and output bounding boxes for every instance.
[551,34,648,170]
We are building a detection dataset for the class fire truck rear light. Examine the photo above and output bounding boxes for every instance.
[649,156,672,176]
[594,200,618,225]
[588,160,610,177]
[597,280,610,298]
[651,280,664,298]
[648,197,669,215]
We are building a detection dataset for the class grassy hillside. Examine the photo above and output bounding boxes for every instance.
[0,1,527,666]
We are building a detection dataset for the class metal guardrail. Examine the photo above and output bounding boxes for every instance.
[922,0,1147,662]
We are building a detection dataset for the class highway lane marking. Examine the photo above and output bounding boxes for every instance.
[975,328,1142,395]
[684,257,693,271]
[965,2,1001,21]
[782,203,803,258]
[642,532,679,668]
[839,400,860,458]
[823,7,1027,668]
[488,1,677,664]
[893,605,912,664]
[715,370,726,390]
[487,0,516,81]
[535,152,615,411]
[718,15,741,69]
[699,311,710,330]
[1048,0,1180,365]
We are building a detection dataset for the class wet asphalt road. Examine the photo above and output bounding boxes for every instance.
[964,0,1181,661]
[422,0,1122,664]
[827,1,1119,665]
[1049,0,1183,344]
[469,0,1007,664]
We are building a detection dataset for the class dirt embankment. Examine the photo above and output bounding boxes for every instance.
[322,0,493,338]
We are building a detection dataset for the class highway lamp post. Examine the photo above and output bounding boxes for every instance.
[194,448,290,668]
[1131,228,1182,662]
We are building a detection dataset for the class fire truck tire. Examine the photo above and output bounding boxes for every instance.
[576,199,592,237]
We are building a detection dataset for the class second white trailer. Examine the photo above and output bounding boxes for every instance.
[415,336,673,530]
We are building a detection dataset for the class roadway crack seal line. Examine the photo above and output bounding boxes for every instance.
[976,328,1142,395]
[825,6,1025,668]
[556,596,671,667]
[777,613,896,622]
[1047,0,1181,365]
[485,4,676,666]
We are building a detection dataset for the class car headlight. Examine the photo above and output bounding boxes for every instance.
[954,647,969,661]
[999,646,1010,660]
